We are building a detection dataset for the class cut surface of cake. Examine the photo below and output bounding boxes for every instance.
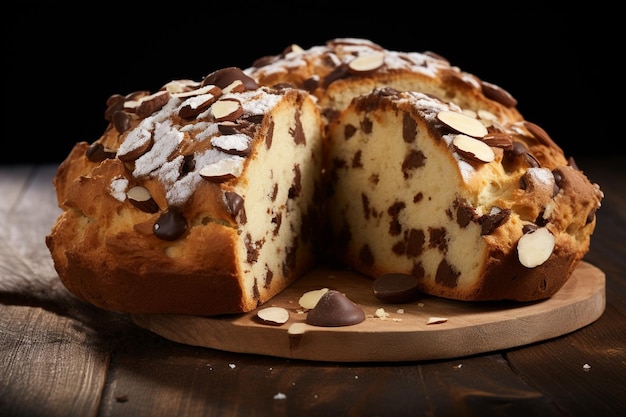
[325,88,602,301]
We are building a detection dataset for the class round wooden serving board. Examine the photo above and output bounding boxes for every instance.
[132,261,605,362]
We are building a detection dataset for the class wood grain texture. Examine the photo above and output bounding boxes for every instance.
[132,262,605,362]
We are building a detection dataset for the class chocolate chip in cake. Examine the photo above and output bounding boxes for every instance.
[435,259,460,288]
[292,110,306,145]
[372,273,421,304]
[359,244,374,267]
[402,113,418,143]
[401,150,426,178]
[112,110,131,134]
[224,191,246,223]
[305,290,365,327]
[479,208,511,235]
[86,142,116,162]
[481,81,518,108]
[344,124,357,140]
[201,67,259,91]
[153,208,187,241]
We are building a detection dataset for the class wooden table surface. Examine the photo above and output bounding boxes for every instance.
[1,156,624,417]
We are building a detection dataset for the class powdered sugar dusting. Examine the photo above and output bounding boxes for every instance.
[134,119,184,178]
[107,87,285,207]
[527,167,554,187]
[109,176,129,201]
[212,133,250,153]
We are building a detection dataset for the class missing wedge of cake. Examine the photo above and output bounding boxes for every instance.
[46,39,603,317]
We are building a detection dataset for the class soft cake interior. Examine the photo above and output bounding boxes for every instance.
[230,96,323,307]
[327,97,495,297]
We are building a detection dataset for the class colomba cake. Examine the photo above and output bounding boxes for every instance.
[46,39,603,316]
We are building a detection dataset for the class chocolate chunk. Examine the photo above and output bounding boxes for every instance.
[245,233,261,263]
[402,113,417,143]
[481,81,518,108]
[428,227,448,252]
[153,208,187,241]
[225,191,246,223]
[344,124,357,140]
[86,142,115,162]
[372,273,420,303]
[455,200,476,228]
[302,76,320,92]
[352,150,363,168]
[406,228,425,258]
[287,164,302,198]
[112,110,131,134]
[322,64,349,88]
[401,150,426,179]
[292,110,306,145]
[359,244,374,267]
[201,67,259,91]
[479,208,511,235]
[387,202,406,236]
[360,117,373,134]
[306,290,365,327]
[435,259,460,288]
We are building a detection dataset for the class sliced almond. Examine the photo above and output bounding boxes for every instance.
[117,133,153,162]
[211,98,244,122]
[437,110,488,138]
[453,134,495,163]
[222,79,245,94]
[257,306,290,325]
[135,90,171,118]
[198,156,244,182]
[163,79,201,94]
[348,52,385,75]
[481,132,514,149]
[427,317,448,325]
[172,84,222,99]
[127,186,159,213]
[178,93,220,119]
[298,288,329,310]
[517,227,555,268]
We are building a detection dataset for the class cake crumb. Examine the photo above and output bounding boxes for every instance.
[375,308,390,319]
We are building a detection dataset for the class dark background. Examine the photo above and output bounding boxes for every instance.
[3,5,617,165]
